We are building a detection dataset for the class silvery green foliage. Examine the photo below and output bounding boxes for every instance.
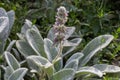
[0,8,17,80]
[16,19,120,80]
[0,8,15,54]
[16,7,120,80]
[16,19,79,80]
[79,35,114,67]
[4,52,28,80]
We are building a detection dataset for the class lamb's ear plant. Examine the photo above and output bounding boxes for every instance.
[4,51,28,80]
[16,6,120,80]
[0,8,15,54]
[0,8,28,80]
[0,7,19,80]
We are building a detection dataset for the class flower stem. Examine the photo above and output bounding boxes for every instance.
[53,41,63,63]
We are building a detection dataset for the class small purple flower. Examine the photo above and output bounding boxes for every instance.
[53,6,69,45]
[56,6,68,25]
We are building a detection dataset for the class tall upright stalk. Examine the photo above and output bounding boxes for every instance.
[53,41,63,62]
[52,6,68,63]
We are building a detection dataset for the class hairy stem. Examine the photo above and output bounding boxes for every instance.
[53,41,63,63]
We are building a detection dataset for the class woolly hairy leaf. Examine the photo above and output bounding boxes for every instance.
[7,10,15,30]
[0,17,9,54]
[79,35,114,66]
[66,52,83,64]
[0,17,9,39]
[52,69,75,80]
[21,19,33,34]
[0,8,7,17]
[76,67,103,77]
[6,40,16,52]
[8,68,28,80]
[4,67,13,80]
[93,64,120,73]
[4,52,20,71]
[44,38,58,62]
[63,38,82,57]
[27,55,54,76]
[64,60,78,70]
[16,40,38,57]
[53,57,63,71]
[26,29,46,57]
